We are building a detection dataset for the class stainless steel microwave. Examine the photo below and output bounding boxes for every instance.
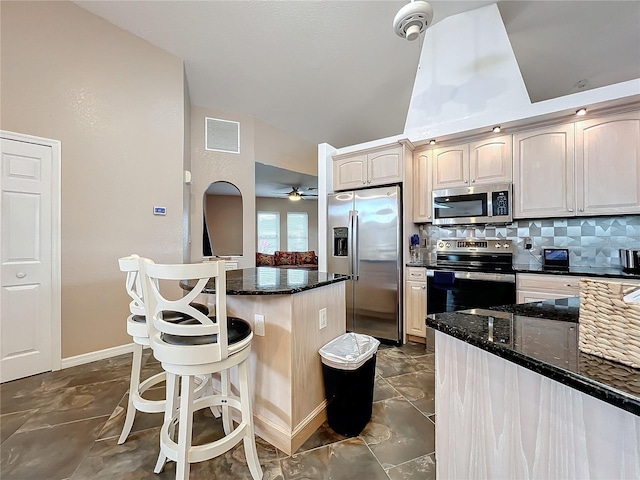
[432,183,513,226]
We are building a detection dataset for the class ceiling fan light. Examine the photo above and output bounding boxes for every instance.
[289,193,302,201]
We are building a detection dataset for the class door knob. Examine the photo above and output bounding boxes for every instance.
[16,272,26,278]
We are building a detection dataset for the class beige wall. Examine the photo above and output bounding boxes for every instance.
[190,107,318,267]
[190,106,256,268]
[254,119,317,176]
[205,194,243,256]
[1,1,186,357]
[256,197,319,253]
[183,68,192,262]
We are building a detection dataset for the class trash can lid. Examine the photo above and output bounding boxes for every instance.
[319,332,380,370]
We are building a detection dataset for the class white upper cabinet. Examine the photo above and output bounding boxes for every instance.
[469,135,513,185]
[413,148,432,223]
[332,153,367,190]
[513,123,576,218]
[432,143,469,189]
[513,110,640,219]
[433,135,512,190]
[575,111,640,215]
[333,145,403,191]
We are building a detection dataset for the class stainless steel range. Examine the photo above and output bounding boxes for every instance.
[427,238,516,314]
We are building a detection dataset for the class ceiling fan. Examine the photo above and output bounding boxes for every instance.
[285,186,318,201]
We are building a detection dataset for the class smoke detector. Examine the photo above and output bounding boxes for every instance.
[393,0,433,41]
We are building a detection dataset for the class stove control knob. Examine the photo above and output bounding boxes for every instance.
[496,244,502,249]
[503,243,510,249]
[438,242,444,248]
[445,242,451,248]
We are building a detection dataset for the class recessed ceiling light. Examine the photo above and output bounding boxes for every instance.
[429,139,436,145]
[576,108,587,116]
[492,126,501,133]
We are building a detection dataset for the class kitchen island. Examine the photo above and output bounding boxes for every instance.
[427,297,640,479]
[184,267,348,455]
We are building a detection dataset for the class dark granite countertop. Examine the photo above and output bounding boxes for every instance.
[512,264,640,279]
[407,262,640,280]
[426,297,640,416]
[181,267,348,295]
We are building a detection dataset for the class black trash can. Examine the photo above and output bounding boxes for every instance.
[319,333,380,437]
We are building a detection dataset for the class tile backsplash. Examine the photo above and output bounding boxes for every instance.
[419,215,640,267]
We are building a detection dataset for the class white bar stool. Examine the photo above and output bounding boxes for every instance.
[117,255,211,445]
[140,258,262,480]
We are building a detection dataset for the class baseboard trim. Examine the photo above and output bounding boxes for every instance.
[61,343,135,369]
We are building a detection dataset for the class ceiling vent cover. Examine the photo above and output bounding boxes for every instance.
[205,117,240,154]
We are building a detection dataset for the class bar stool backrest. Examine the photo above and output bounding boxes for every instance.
[141,259,229,361]
[118,254,145,317]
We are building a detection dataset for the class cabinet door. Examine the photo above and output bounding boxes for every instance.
[432,144,469,189]
[513,124,575,218]
[413,149,432,222]
[333,154,367,190]
[405,280,427,337]
[469,135,512,185]
[368,146,403,186]
[517,291,575,304]
[576,111,640,215]
[517,273,581,302]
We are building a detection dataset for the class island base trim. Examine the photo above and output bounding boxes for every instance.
[228,401,328,456]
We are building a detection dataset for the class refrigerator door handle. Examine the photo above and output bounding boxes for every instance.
[353,210,359,280]
[348,210,355,277]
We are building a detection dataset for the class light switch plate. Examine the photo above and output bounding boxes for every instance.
[254,314,265,336]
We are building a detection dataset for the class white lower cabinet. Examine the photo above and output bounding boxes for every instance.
[516,273,640,303]
[516,273,581,303]
[405,268,427,338]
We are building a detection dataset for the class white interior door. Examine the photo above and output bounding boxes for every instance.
[1,138,54,382]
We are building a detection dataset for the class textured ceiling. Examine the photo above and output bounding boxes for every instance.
[74,0,496,148]
[74,1,639,148]
[74,1,640,194]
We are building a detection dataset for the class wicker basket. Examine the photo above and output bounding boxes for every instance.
[579,278,640,369]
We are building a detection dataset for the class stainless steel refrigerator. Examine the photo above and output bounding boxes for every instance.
[327,185,402,343]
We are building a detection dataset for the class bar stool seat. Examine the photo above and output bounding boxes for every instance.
[162,317,251,346]
[140,259,262,480]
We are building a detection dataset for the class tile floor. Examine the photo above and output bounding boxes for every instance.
[1,342,436,480]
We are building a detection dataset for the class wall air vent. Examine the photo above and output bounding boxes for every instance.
[205,117,240,154]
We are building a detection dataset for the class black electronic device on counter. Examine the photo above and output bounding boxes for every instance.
[542,248,570,270]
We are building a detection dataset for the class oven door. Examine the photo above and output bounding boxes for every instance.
[426,270,516,314]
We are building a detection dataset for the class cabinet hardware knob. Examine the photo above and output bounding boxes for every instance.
[464,180,468,184]
[421,286,425,289]
[568,208,574,212]
[16,272,26,278]
[579,208,584,212]
[471,179,475,183]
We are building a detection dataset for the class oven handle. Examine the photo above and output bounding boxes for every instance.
[426,270,515,283]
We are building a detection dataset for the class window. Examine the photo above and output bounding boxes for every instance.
[257,212,280,253]
[287,212,308,251]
